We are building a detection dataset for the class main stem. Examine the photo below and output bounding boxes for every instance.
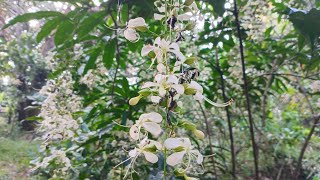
[215,49,236,179]
[233,0,259,179]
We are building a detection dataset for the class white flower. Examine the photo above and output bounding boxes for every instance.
[185,80,233,107]
[124,17,147,42]
[114,137,162,178]
[129,112,163,140]
[141,74,184,103]
[164,138,203,169]
[154,1,202,22]
[141,37,185,69]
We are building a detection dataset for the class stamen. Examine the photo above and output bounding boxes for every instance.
[112,120,130,128]
[204,97,233,107]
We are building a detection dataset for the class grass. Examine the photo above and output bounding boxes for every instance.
[0,116,40,179]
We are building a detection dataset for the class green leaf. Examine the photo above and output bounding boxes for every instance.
[121,4,129,23]
[36,17,61,43]
[289,8,320,50]
[208,0,226,17]
[77,11,106,39]
[54,20,75,46]
[83,47,101,75]
[25,116,43,121]
[103,39,116,69]
[2,11,64,29]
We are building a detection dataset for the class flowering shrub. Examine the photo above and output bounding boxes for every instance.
[116,0,231,178]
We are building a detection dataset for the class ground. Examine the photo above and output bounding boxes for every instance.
[0,116,40,179]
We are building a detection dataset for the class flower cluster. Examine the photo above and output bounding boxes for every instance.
[117,0,232,178]
[33,71,82,175]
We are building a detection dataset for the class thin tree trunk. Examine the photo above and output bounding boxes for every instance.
[233,0,259,179]
[215,49,236,179]
[198,102,218,179]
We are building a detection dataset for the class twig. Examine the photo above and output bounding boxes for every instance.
[110,13,121,98]
[233,0,259,179]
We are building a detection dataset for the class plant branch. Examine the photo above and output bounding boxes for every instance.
[233,0,259,179]
[110,13,121,98]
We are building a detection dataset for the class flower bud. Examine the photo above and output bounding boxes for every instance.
[193,129,205,139]
[129,96,141,106]
[184,0,194,6]
[182,121,197,131]
[184,57,198,65]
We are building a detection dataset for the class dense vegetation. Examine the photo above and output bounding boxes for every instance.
[1,0,320,179]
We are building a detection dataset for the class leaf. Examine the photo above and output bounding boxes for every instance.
[54,20,75,46]
[83,47,101,75]
[25,116,43,121]
[103,39,117,69]
[77,11,106,39]
[36,17,61,43]
[121,4,129,23]
[2,11,64,29]
[208,0,226,17]
[288,8,320,50]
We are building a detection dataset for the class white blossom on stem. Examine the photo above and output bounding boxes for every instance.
[114,137,162,178]
[124,17,147,42]
[129,112,163,140]
[141,37,185,69]
[164,138,203,170]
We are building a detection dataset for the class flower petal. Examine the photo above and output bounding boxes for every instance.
[157,63,166,73]
[191,150,203,164]
[129,124,140,140]
[140,112,163,123]
[194,91,204,101]
[141,44,154,56]
[151,96,161,104]
[143,151,158,163]
[164,138,192,149]
[167,75,179,84]
[154,13,165,20]
[170,49,186,61]
[166,151,186,166]
[141,82,158,89]
[142,122,162,137]
[177,13,192,21]
[171,84,184,94]
[128,17,146,28]
[129,148,138,157]
[124,28,138,42]
[189,80,203,92]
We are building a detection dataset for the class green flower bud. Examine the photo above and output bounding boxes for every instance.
[138,89,152,97]
[184,0,194,6]
[193,129,205,139]
[182,121,197,131]
[184,57,198,65]
[129,96,141,106]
